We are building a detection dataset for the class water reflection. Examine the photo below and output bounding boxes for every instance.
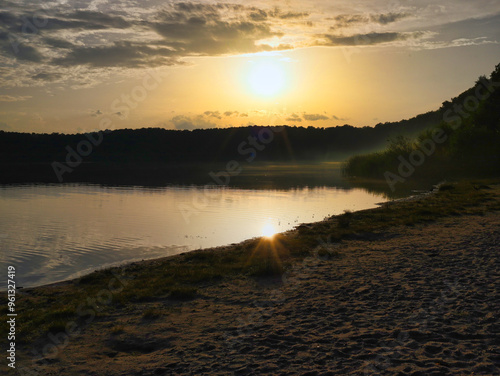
[261,222,276,239]
[0,183,389,288]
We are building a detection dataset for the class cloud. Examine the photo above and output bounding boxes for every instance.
[303,113,329,121]
[249,9,268,22]
[62,10,133,29]
[151,6,286,57]
[1,2,498,88]
[170,115,218,130]
[224,111,239,117]
[1,41,44,62]
[90,109,102,117]
[332,14,366,27]
[372,12,410,25]
[9,3,293,70]
[277,11,310,20]
[333,12,410,28]
[286,113,302,122]
[52,41,180,68]
[0,95,32,102]
[240,113,249,117]
[31,72,62,81]
[412,36,498,50]
[43,37,76,49]
[319,32,425,46]
[204,110,222,119]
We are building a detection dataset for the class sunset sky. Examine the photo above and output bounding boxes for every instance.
[1,0,499,133]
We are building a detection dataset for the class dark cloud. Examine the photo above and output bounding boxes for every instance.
[0,11,17,25]
[152,9,284,57]
[39,3,291,69]
[277,11,310,19]
[0,9,129,65]
[0,10,132,33]
[63,10,132,29]
[31,72,62,81]
[247,7,310,21]
[1,41,44,62]
[372,12,410,25]
[224,111,238,117]
[249,9,268,22]
[303,113,329,121]
[204,111,222,119]
[52,41,179,68]
[320,32,424,46]
[333,12,410,28]
[43,37,75,49]
[286,113,302,122]
[240,113,249,117]
[333,14,366,27]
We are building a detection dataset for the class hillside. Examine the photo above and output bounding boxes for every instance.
[344,63,500,189]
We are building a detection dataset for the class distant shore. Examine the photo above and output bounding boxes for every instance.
[3,181,499,375]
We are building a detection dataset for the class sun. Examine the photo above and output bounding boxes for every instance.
[261,223,276,239]
[247,60,286,97]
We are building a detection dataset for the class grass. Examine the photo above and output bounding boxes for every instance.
[337,210,353,228]
[142,307,163,320]
[110,325,125,335]
[1,181,499,346]
[168,286,198,301]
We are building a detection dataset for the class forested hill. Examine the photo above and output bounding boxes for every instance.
[1,113,439,166]
[344,63,500,183]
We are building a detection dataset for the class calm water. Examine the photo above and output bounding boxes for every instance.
[0,182,388,288]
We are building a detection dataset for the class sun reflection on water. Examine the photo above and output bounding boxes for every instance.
[261,223,276,239]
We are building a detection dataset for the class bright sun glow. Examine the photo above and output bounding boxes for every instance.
[248,61,286,97]
[262,223,276,238]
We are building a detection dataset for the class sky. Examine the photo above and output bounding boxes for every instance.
[0,0,499,133]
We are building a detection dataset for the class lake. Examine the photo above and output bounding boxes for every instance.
[0,165,394,288]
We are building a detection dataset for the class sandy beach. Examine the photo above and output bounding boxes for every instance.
[10,184,500,375]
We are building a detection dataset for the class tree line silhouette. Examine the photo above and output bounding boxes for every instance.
[0,117,437,184]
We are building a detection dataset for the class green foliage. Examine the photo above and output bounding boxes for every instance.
[387,135,415,156]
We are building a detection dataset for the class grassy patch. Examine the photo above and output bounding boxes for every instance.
[337,210,353,228]
[316,247,342,260]
[438,183,455,192]
[142,307,164,320]
[110,325,125,335]
[168,286,198,301]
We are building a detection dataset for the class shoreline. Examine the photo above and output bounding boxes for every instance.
[1,174,395,291]
[2,180,500,375]
[10,184,422,292]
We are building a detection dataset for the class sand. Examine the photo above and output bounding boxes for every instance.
[16,209,500,376]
